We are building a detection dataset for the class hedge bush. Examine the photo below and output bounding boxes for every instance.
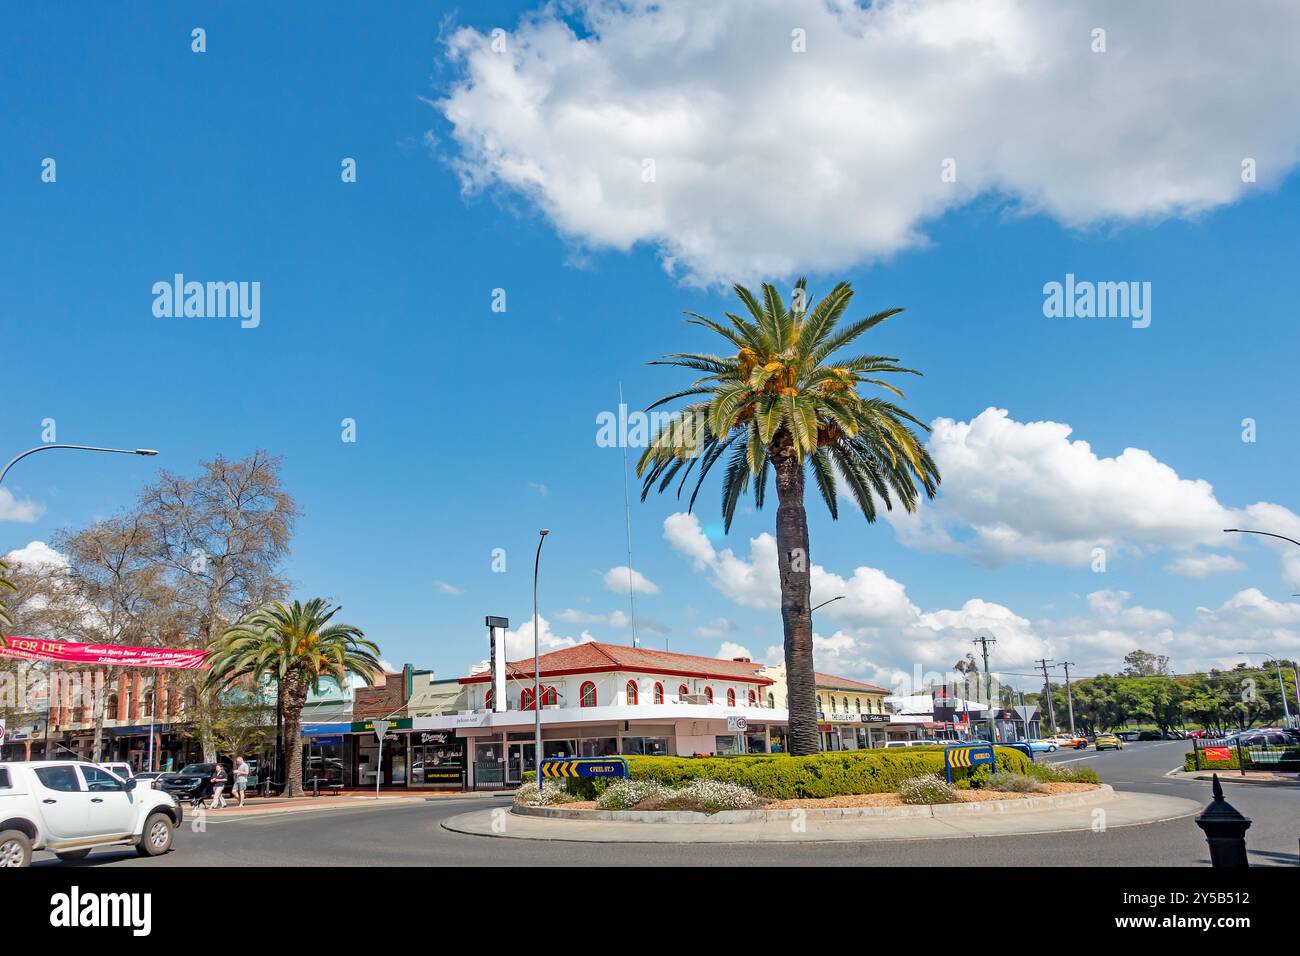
[1183,750,1300,772]
[594,746,1036,800]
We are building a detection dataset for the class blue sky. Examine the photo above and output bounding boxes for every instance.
[3,1,1300,693]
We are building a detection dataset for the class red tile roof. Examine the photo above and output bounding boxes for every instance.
[461,642,774,685]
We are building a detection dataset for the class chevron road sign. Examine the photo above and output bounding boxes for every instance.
[944,743,996,782]
[539,757,629,780]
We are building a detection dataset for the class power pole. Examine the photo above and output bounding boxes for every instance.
[1059,661,1076,736]
[971,635,997,741]
[1036,658,1057,734]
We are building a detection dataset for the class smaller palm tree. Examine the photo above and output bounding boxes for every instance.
[205,599,381,798]
[0,559,16,629]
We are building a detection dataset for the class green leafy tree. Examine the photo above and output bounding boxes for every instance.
[0,558,15,629]
[638,280,940,754]
[204,599,381,797]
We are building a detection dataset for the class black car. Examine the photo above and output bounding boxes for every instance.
[157,762,234,805]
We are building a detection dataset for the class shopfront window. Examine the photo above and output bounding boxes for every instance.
[580,737,618,757]
[474,741,505,787]
[410,733,465,787]
[543,740,578,759]
[714,735,742,755]
[621,736,670,756]
[745,732,767,754]
[305,735,345,788]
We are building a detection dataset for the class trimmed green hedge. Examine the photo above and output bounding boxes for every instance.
[1183,749,1300,772]
[551,747,1035,800]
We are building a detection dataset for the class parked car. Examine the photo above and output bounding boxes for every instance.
[0,760,181,867]
[1028,739,1060,753]
[156,762,233,807]
[1094,733,1123,751]
[98,762,135,780]
[131,772,164,790]
[1116,730,1141,742]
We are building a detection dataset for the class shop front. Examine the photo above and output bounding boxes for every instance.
[301,720,468,790]
[819,713,889,750]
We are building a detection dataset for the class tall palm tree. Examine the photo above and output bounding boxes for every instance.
[0,559,15,629]
[205,598,381,797]
[638,280,940,755]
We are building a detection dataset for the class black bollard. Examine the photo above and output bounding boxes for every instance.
[1194,774,1252,868]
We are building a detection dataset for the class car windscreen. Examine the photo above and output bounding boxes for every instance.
[179,764,214,775]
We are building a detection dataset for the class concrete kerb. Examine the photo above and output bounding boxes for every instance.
[513,784,1116,824]
[439,785,1203,844]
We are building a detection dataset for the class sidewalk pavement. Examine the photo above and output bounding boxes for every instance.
[441,790,1201,844]
[1174,769,1300,786]
[193,790,501,820]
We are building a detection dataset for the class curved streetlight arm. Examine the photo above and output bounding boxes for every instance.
[1223,528,1300,549]
[0,444,158,486]
[811,595,845,614]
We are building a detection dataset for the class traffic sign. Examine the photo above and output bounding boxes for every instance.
[944,743,996,782]
[373,719,390,742]
[727,716,747,732]
[0,718,6,746]
[539,757,629,780]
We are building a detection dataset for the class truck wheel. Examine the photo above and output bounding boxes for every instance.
[55,849,92,862]
[136,812,174,857]
[0,830,32,868]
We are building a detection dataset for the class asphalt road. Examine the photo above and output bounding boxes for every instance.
[32,741,1299,867]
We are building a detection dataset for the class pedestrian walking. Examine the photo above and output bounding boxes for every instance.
[210,763,229,809]
[233,756,251,808]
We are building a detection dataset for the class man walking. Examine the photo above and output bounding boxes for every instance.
[233,756,251,808]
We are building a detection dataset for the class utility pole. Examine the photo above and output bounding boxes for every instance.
[971,635,997,742]
[1036,658,1057,734]
[1059,661,1076,736]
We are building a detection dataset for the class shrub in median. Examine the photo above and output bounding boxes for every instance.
[513,780,578,807]
[618,746,1034,800]
[982,772,1047,793]
[898,774,959,804]
[595,778,762,813]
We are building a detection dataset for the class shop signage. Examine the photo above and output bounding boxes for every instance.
[0,635,209,670]
[416,731,458,746]
[420,767,464,783]
[860,714,889,723]
[540,757,629,780]
[350,718,412,734]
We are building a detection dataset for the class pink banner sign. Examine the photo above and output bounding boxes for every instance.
[0,635,210,670]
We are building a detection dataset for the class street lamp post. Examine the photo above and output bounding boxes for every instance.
[1236,650,1292,723]
[810,595,845,614]
[533,530,549,785]
[1,444,158,486]
[1224,531,1300,727]
[2,443,157,762]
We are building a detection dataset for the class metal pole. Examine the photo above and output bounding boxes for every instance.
[1061,661,1076,736]
[0,444,158,486]
[1037,659,1056,734]
[533,530,549,785]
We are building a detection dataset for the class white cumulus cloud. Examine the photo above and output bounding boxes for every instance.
[437,0,1300,284]
[0,490,44,524]
[602,565,660,595]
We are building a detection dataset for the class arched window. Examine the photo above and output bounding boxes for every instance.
[726,688,736,707]
[143,690,156,716]
[678,684,689,700]
[520,688,535,711]
[580,681,597,707]
[704,687,713,704]
[106,693,119,718]
[485,688,494,710]
[855,697,862,713]
[748,689,757,707]
[842,697,849,713]
[541,686,558,707]
[626,681,639,705]
[768,693,775,709]
[654,682,665,704]
[183,687,198,711]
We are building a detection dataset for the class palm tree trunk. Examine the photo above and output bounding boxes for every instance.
[282,677,308,798]
[773,441,819,756]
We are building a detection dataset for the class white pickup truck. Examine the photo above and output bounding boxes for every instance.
[0,760,182,867]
